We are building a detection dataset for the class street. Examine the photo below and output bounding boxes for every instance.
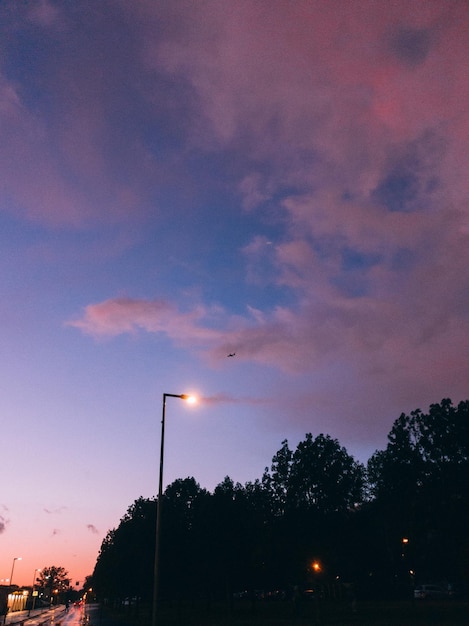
[5,604,100,626]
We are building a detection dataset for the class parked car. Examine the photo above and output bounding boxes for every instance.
[414,584,447,600]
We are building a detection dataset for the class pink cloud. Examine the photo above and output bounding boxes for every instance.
[3,1,468,230]
[139,1,469,217]
[67,297,224,345]
[146,3,466,142]
[69,280,469,379]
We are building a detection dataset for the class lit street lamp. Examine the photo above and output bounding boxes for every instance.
[2,558,21,625]
[401,537,409,558]
[9,558,21,588]
[152,393,195,626]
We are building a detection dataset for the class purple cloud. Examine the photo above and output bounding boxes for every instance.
[0,515,9,534]
[44,507,67,515]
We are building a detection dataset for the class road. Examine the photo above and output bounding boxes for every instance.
[5,604,101,626]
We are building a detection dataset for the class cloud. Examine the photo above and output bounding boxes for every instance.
[68,1,469,419]
[0,6,166,229]
[0,515,9,534]
[3,1,468,230]
[44,507,67,515]
[70,202,469,404]
[5,0,465,430]
[86,524,99,535]
[67,297,224,345]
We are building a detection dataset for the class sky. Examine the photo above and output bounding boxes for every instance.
[1,0,468,588]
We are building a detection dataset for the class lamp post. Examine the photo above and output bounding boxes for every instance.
[3,558,21,625]
[28,569,41,616]
[9,558,21,588]
[151,393,195,626]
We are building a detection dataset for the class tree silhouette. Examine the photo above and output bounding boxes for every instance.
[90,399,469,610]
[93,497,156,603]
[36,566,70,603]
[367,399,469,588]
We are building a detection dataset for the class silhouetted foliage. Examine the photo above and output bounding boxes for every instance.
[93,497,156,602]
[159,477,210,599]
[367,398,469,586]
[36,566,71,603]
[91,399,469,610]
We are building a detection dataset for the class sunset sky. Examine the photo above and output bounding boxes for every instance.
[1,0,468,587]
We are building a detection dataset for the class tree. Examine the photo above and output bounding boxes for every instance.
[263,434,365,515]
[89,400,468,609]
[93,496,156,603]
[160,477,210,600]
[289,433,365,513]
[261,434,366,589]
[36,566,70,603]
[262,439,293,515]
[367,399,469,587]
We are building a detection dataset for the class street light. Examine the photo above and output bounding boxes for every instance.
[9,558,21,588]
[3,558,21,625]
[152,393,195,626]
[28,569,41,616]
[401,537,409,558]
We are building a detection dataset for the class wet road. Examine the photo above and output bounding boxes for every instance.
[6,604,100,626]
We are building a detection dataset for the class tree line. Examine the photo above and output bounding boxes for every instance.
[92,398,469,607]
[0,566,78,617]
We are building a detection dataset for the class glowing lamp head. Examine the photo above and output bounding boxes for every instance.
[181,394,197,404]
